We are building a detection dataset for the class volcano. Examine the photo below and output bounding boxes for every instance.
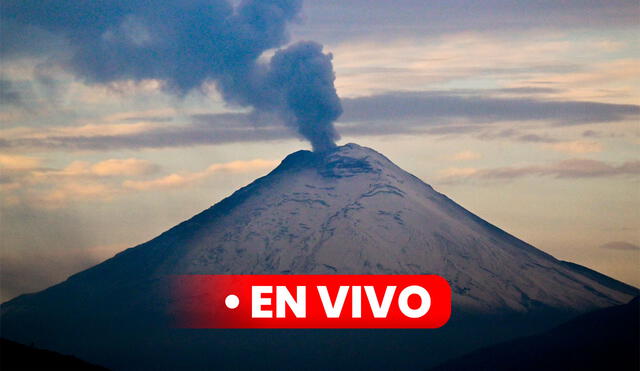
[2,143,636,370]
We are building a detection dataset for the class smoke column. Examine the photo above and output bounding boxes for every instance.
[1,0,342,151]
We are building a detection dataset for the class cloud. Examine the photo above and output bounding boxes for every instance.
[30,158,159,178]
[0,154,41,169]
[475,129,566,144]
[0,122,160,141]
[439,158,640,182]
[599,241,640,251]
[543,159,640,178]
[295,1,639,43]
[0,113,290,151]
[582,130,601,138]
[547,141,603,154]
[1,0,343,151]
[1,156,277,208]
[2,0,300,92]
[329,31,638,103]
[103,108,176,123]
[330,34,580,96]
[81,158,160,177]
[514,134,558,143]
[438,167,479,179]
[123,159,278,191]
[2,90,637,152]
[519,59,640,104]
[39,182,118,205]
[451,151,481,161]
[0,78,22,106]
[340,91,640,126]
[1,157,160,207]
[264,42,342,151]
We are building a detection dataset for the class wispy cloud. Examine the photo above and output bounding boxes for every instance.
[0,122,160,141]
[599,241,640,251]
[297,1,639,43]
[450,150,481,161]
[439,158,640,182]
[38,182,119,205]
[0,79,23,106]
[520,59,640,104]
[1,91,637,152]
[330,32,639,102]
[547,141,603,154]
[0,113,289,151]
[0,153,41,169]
[340,91,640,126]
[332,34,582,97]
[1,157,159,207]
[40,158,160,178]
[1,157,277,208]
[123,159,278,191]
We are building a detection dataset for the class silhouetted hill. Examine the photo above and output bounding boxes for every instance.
[1,338,108,370]
[429,297,640,371]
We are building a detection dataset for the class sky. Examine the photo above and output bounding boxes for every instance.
[1,0,639,302]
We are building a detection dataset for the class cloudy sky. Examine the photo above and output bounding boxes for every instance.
[1,0,639,301]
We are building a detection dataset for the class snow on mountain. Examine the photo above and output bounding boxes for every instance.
[149,143,632,313]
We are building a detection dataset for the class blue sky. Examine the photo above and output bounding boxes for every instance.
[1,0,638,301]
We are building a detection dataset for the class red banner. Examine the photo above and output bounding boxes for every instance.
[171,275,451,329]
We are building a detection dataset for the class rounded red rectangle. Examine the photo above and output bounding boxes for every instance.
[171,275,451,329]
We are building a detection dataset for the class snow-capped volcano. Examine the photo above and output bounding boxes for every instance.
[161,143,631,313]
[1,143,636,370]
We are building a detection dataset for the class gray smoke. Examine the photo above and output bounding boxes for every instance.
[0,0,342,151]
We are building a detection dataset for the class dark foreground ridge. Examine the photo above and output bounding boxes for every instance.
[1,338,109,370]
[429,297,640,371]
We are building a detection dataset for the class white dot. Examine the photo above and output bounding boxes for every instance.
[225,294,240,309]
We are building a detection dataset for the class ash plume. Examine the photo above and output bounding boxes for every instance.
[0,0,342,151]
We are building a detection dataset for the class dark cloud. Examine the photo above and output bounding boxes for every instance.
[599,241,640,251]
[1,0,342,151]
[0,72,66,111]
[478,65,583,77]
[476,129,560,143]
[0,79,23,106]
[515,134,557,143]
[340,91,639,126]
[582,130,622,139]
[217,41,341,151]
[2,0,294,91]
[2,89,638,151]
[422,125,480,136]
[2,113,291,151]
[545,159,640,178]
[292,1,640,42]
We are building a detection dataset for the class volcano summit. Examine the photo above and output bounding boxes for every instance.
[2,143,636,370]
